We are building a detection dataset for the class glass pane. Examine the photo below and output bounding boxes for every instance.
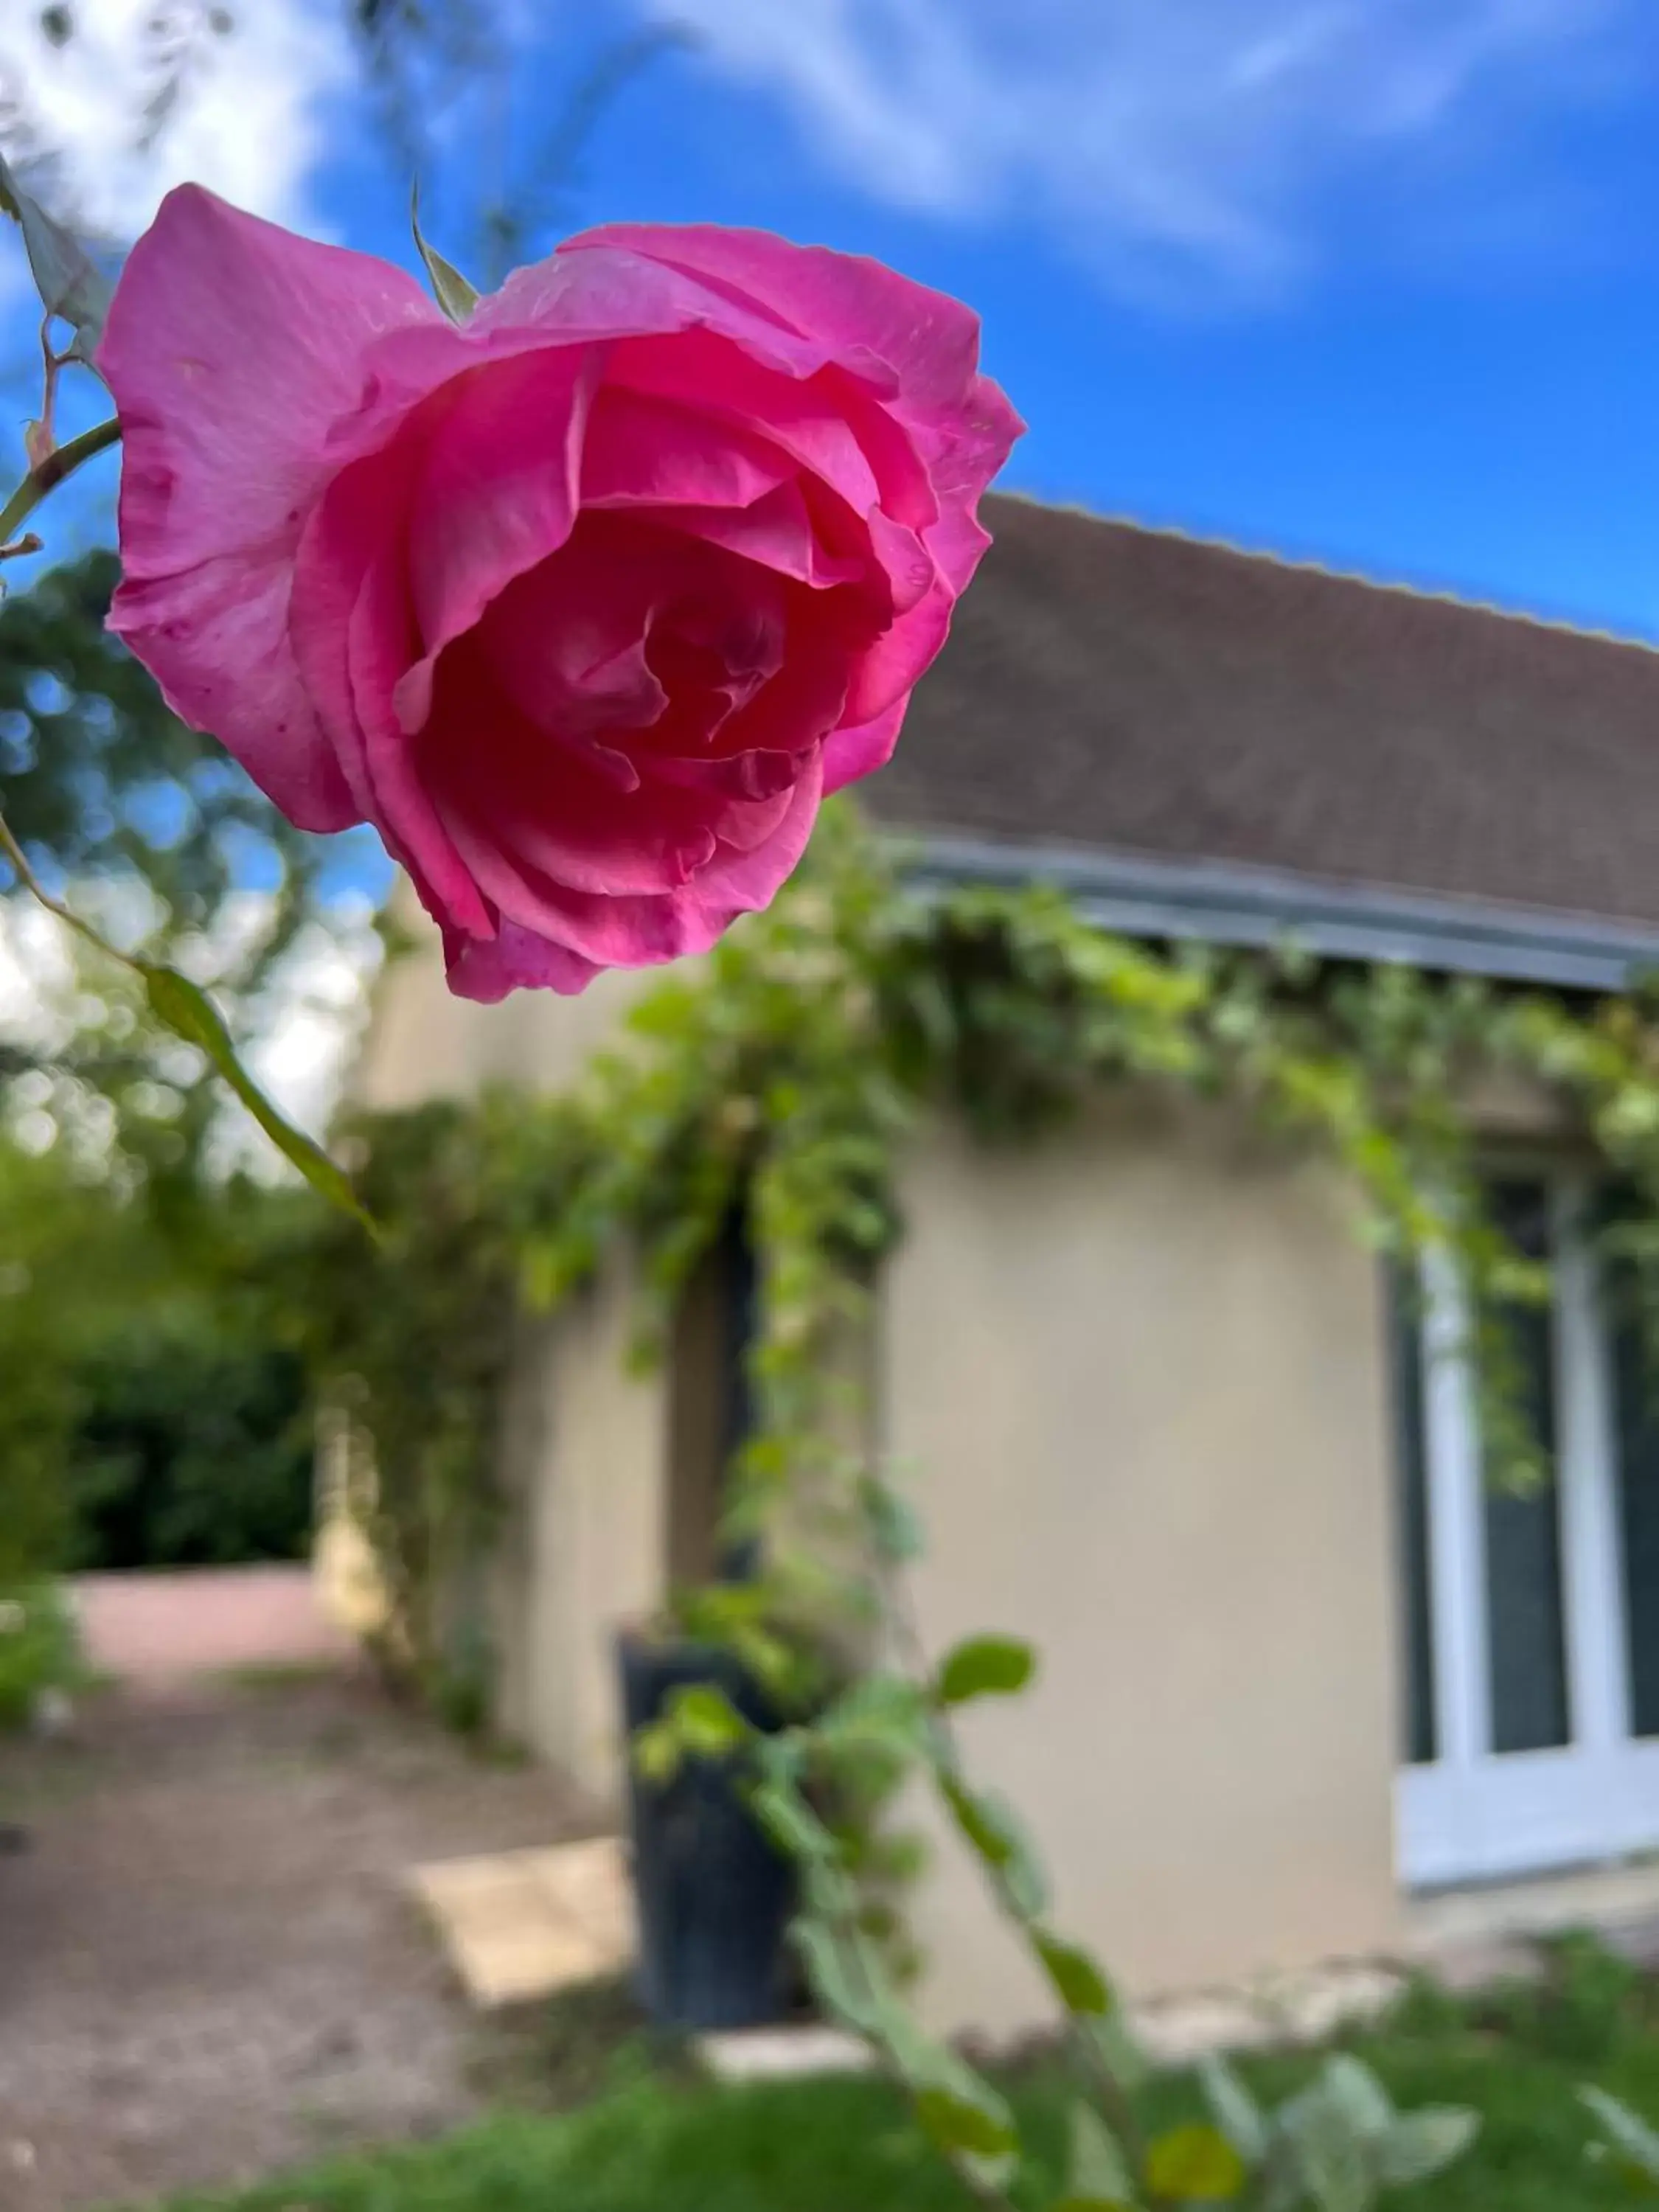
[1604,1197,1659,1739]
[1482,1178,1571,1756]
[1388,1267,1437,1766]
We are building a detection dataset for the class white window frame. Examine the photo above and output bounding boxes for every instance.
[1397,1172,1659,1888]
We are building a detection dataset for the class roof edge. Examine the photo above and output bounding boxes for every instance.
[901,832,1659,992]
[987,490,1659,662]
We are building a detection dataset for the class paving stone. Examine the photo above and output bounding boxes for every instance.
[407,1837,634,2011]
[698,2026,877,2082]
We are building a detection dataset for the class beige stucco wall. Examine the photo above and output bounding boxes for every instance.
[349,900,1411,2020]
[885,1097,1405,2035]
[350,888,687,1111]
[492,1254,672,1809]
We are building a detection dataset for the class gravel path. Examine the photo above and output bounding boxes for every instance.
[0,1659,601,2211]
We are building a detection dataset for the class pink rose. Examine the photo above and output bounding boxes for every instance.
[98,190,1022,999]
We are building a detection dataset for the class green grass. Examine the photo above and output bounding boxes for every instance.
[212,1659,347,1694]
[142,1937,1659,2212]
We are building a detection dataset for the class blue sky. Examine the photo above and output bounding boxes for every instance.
[328,0,1659,639]
[7,0,1659,639]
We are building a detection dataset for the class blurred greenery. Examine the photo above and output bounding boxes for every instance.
[66,1318,311,1571]
[0,1579,83,1728]
[136,1944,1659,2212]
[0,550,344,1141]
[0,1124,320,1582]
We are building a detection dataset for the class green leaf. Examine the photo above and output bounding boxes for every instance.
[791,1918,880,2035]
[941,1778,1048,1916]
[1278,2087,1374,2212]
[664,1682,751,1759]
[1146,2123,1248,2202]
[1035,1930,1114,2017]
[0,150,114,366]
[1062,2101,1134,2207]
[1582,2089,1659,2185]
[1321,2056,1394,2141]
[858,1473,925,1562]
[913,2081,1019,2162]
[140,964,373,1229]
[1087,2006,1150,2091]
[631,1718,681,1785]
[749,1779,838,1863]
[1200,2055,1268,2165]
[936,1632,1035,1705]
[1377,2108,1479,2189]
[813,1672,928,1755]
[410,184,480,322]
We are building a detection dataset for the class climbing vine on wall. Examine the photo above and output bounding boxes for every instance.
[282,796,1659,2203]
[292,796,1659,1704]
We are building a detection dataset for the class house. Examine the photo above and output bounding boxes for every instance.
[352,493,1659,2036]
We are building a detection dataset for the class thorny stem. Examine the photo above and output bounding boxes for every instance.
[0,414,120,550]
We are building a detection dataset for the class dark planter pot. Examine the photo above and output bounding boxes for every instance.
[618,1630,797,2031]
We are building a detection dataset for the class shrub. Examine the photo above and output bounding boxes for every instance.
[67,1321,313,1571]
[0,1582,85,1730]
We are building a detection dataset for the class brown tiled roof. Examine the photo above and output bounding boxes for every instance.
[868,494,1659,934]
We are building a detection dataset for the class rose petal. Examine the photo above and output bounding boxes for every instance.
[563,223,987,418]
[445,917,602,1001]
[843,578,956,725]
[453,754,825,973]
[408,345,599,657]
[425,637,726,900]
[653,481,866,591]
[823,698,908,795]
[610,332,886,518]
[469,239,839,380]
[100,184,445,831]
[351,540,494,941]
[919,372,1027,591]
[566,222,1024,570]
[288,436,493,939]
[581,386,796,511]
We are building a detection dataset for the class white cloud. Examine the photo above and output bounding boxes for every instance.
[653,0,1637,297]
[0,0,349,252]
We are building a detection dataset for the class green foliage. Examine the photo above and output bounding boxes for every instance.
[1144,2121,1247,2202]
[1250,2056,1478,2212]
[140,963,373,1225]
[0,1130,128,1585]
[1490,1934,1649,2066]
[293,804,1659,2206]
[305,801,1659,1704]
[0,144,111,363]
[0,1127,319,1580]
[67,1321,312,1571]
[1582,2086,1659,2191]
[0,1580,83,1730]
[138,2014,1576,2212]
[1036,1933,1116,2019]
[1060,2100,1135,2208]
[936,1633,1037,1705]
[410,184,481,321]
[282,1099,518,1690]
[0,554,328,964]
[0,552,372,1206]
